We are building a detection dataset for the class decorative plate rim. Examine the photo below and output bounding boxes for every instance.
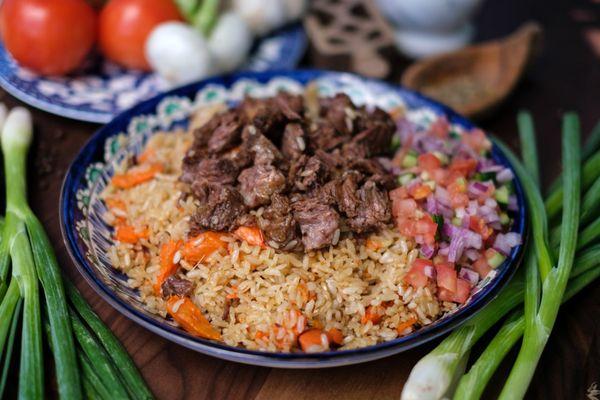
[60,69,527,368]
[0,24,307,124]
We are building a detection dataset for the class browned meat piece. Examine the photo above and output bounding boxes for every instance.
[292,154,330,191]
[336,172,362,218]
[242,126,284,166]
[307,121,348,152]
[238,164,286,207]
[319,93,354,135]
[275,92,303,121]
[235,213,257,227]
[355,107,396,135]
[293,198,340,250]
[190,183,246,231]
[207,111,242,153]
[181,157,238,185]
[346,181,391,233]
[221,145,252,170]
[350,125,394,157]
[313,179,339,206]
[161,276,194,298]
[259,193,300,250]
[349,158,395,189]
[281,123,306,159]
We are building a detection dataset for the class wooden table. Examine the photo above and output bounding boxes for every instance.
[2,0,598,398]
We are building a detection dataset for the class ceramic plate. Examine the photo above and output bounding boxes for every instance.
[0,24,306,123]
[60,70,526,368]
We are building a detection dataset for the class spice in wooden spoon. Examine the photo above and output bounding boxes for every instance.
[401,22,543,119]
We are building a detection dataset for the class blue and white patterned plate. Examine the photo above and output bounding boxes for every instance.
[60,70,527,368]
[0,24,306,123]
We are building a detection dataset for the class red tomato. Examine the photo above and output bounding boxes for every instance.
[0,0,97,75]
[462,128,491,153]
[99,0,182,70]
[435,262,457,292]
[418,153,442,171]
[438,278,471,303]
[469,216,493,240]
[414,214,438,245]
[449,157,478,177]
[404,259,433,288]
[472,256,492,279]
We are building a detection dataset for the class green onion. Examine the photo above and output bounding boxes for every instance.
[577,214,600,250]
[193,0,220,36]
[0,296,21,398]
[579,176,600,225]
[80,353,113,400]
[174,0,200,22]
[517,111,540,187]
[66,280,154,400]
[499,113,581,399]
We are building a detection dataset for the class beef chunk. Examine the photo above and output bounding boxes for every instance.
[290,154,331,192]
[259,193,299,250]
[242,126,283,166]
[275,92,303,121]
[239,93,303,136]
[161,276,194,298]
[348,158,395,189]
[346,181,391,233]
[307,121,348,152]
[350,125,394,157]
[293,198,340,250]
[207,111,242,153]
[221,145,252,170]
[319,93,354,135]
[181,157,238,186]
[336,172,362,218]
[281,123,306,159]
[238,164,286,208]
[190,183,246,231]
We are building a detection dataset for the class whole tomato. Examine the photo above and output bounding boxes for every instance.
[99,0,182,71]
[0,0,97,76]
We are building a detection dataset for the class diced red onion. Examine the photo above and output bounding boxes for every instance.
[484,198,497,208]
[459,267,479,287]
[465,249,480,261]
[468,181,489,197]
[425,195,438,214]
[507,195,518,211]
[496,168,514,182]
[435,186,451,207]
[420,243,436,258]
[493,232,522,255]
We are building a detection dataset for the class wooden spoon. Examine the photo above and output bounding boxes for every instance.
[401,22,543,119]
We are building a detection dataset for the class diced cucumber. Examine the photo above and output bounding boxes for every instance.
[487,250,506,268]
[433,151,449,165]
[397,173,415,186]
[495,185,510,204]
[449,131,460,139]
[500,212,510,225]
[474,172,496,182]
[402,151,418,168]
[452,216,462,226]
[391,136,402,151]
[423,180,436,190]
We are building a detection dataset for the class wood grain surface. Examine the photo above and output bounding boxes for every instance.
[1,0,598,398]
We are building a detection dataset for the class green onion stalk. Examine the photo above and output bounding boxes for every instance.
[0,105,154,399]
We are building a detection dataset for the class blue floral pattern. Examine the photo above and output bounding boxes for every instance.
[0,24,306,123]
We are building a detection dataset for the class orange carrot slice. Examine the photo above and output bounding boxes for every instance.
[112,163,163,189]
[166,296,221,340]
[298,328,329,353]
[137,147,156,164]
[233,226,265,248]
[181,231,228,264]
[114,224,149,244]
[154,240,183,294]
[326,328,344,346]
[361,305,385,325]
[396,316,418,335]
[105,197,126,212]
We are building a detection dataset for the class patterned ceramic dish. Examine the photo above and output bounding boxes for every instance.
[60,70,526,368]
[0,24,306,124]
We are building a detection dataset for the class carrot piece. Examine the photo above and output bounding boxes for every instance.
[181,231,228,264]
[298,328,329,353]
[396,316,418,335]
[326,328,344,346]
[225,285,238,300]
[361,305,385,325]
[154,240,183,294]
[114,224,149,244]
[233,226,265,248]
[105,197,126,211]
[111,163,163,189]
[137,147,156,164]
[365,238,381,250]
[166,296,221,340]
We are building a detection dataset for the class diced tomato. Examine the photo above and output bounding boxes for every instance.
[462,128,491,153]
[449,157,478,177]
[428,116,450,138]
[404,259,433,288]
[435,262,457,292]
[414,214,438,245]
[391,195,417,219]
[453,279,471,303]
[469,216,493,240]
[447,178,469,208]
[408,183,432,200]
[418,153,441,171]
[430,168,448,184]
[472,256,492,278]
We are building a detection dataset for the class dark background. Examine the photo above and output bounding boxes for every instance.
[1,0,598,398]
